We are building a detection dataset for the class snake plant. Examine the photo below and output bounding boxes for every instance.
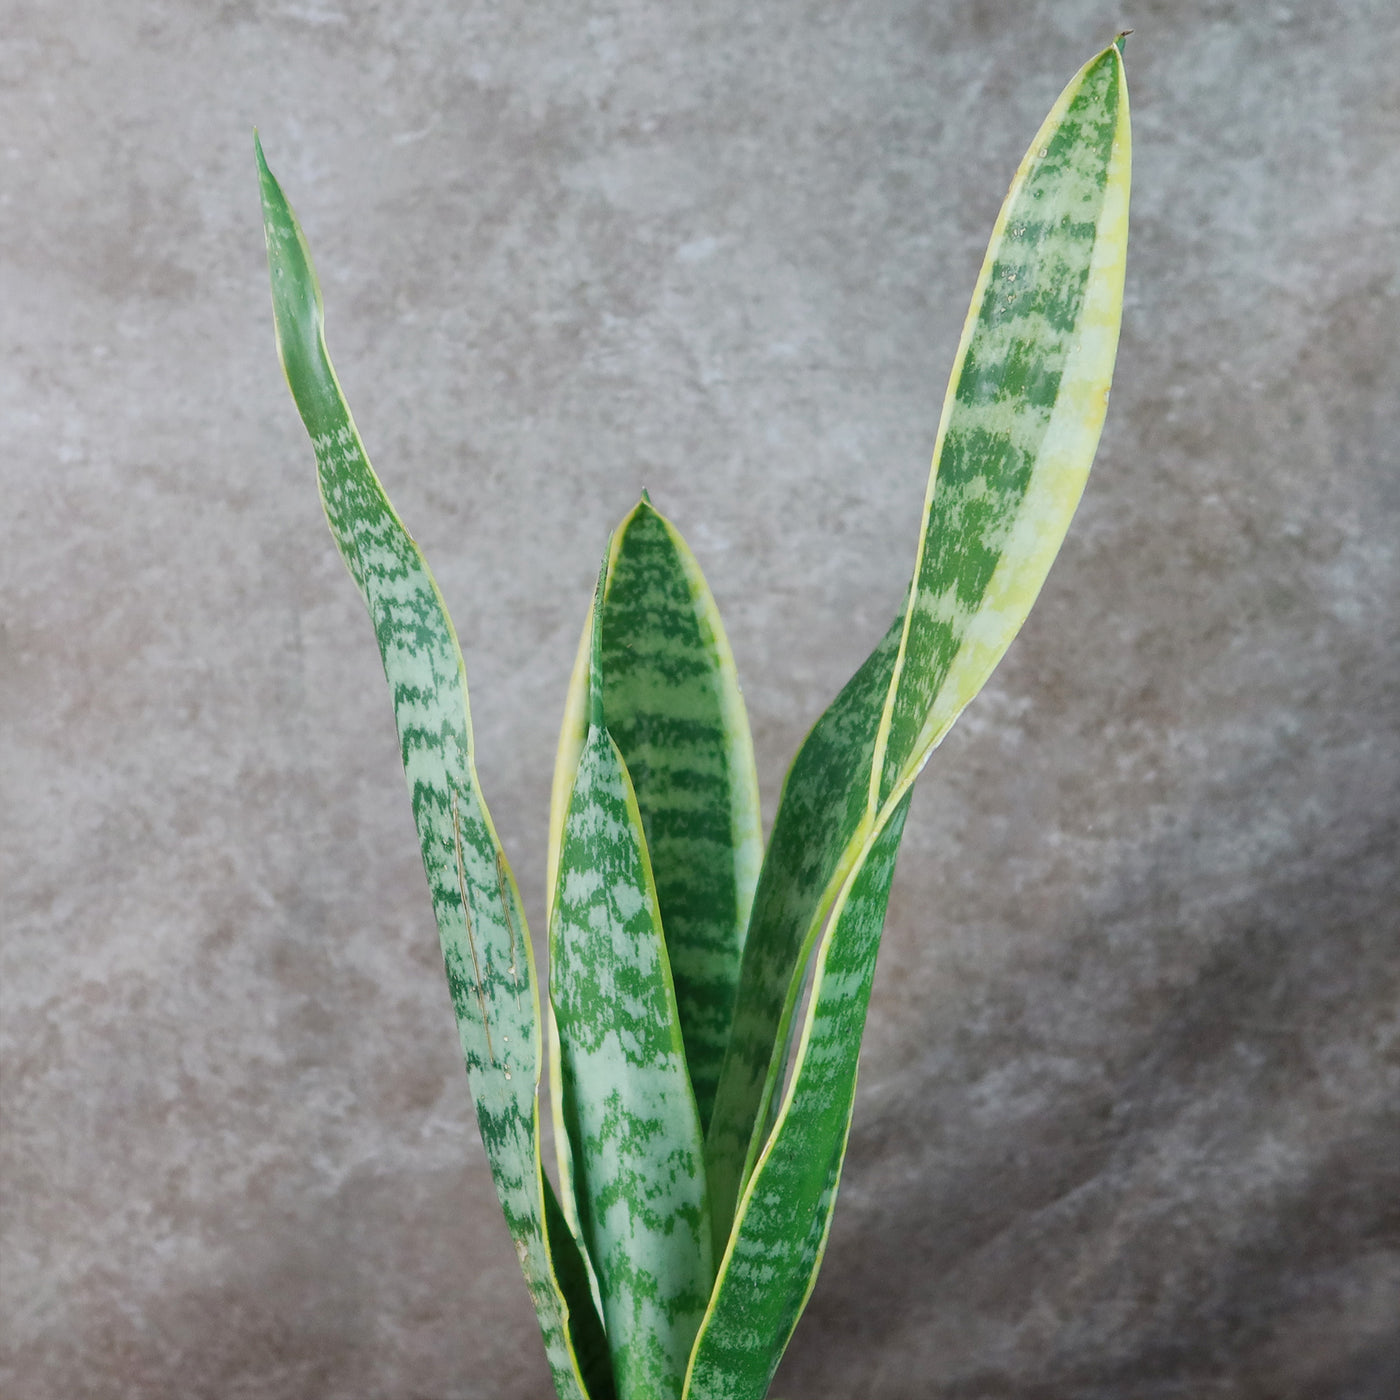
[257,36,1129,1400]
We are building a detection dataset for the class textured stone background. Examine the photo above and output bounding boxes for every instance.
[2,1,1397,1397]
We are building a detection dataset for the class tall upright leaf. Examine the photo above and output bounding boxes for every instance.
[550,562,715,1400]
[548,498,761,1232]
[701,33,1131,1318]
[255,139,609,1400]
[703,609,905,1254]
[684,794,911,1400]
[876,36,1132,803]
[600,498,762,1126]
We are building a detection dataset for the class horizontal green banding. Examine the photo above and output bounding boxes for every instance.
[697,36,1128,1372]
[878,46,1125,801]
[551,715,714,1400]
[599,500,762,1131]
[256,139,605,1400]
[685,793,912,1400]
[703,609,905,1256]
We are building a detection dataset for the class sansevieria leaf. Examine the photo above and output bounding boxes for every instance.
[685,793,911,1400]
[702,608,905,1256]
[547,497,761,1245]
[255,139,610,1400]
[601,500,762,1128]
[550,561,715,1400]
[875,37,1131,803]
[693,39,1131,1393]
[555,498,762,1126]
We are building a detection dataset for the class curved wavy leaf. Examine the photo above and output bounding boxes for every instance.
[255,138,609,1400]
[550,559,714,1400]
[692,40,1132,1387]
[876,39,1132,801]
[684,793,911,1400]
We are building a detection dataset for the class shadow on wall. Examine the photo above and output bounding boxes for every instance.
[13,1158,551,1400]
[779,767,1399,1399]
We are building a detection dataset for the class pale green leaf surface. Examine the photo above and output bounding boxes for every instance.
[550,559,714,1400]
[705,38,1128,1259]
[256,139,607,1400]
[877,43,1131,801]
[692,40,1130,1385]
[598,499,762,1129]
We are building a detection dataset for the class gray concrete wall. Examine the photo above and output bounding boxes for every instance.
[2,2,1396,1397]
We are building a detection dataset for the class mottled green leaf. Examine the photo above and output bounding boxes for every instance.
[693,40,1131,1385]
[703,608,904,1252]
[550,559,714,1400]
[255,138,608,1400]
[684,794,911,1400]
[600,499,761,1127]
[549,498,761,1238]
[876,41,1131,803]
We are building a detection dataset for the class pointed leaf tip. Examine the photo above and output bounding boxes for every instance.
[1114,30,1132,55]
[587,546,610,730]
[258,156,603,1400]
[693,40,1130,1389]
[592,500,763,1132]
[253,130,275,191]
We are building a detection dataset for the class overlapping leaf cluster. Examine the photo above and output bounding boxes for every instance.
[258,39,1129,1400]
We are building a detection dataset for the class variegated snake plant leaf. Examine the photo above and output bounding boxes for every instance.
[258,36,1129,1400]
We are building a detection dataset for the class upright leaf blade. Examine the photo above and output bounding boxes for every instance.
[877,41,1131,800]
[694,40,1131,1377]
[599,498,762,1128]
[551,498,761,1241]
[684,794,911,1400]
[546,594,601,1246]
[697,37,1131,1361]
[703,609,904,1251]
[550,560,714,1400]
[256,139,608,1400]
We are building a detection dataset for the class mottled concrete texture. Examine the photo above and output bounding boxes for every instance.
[2,1,1397,1397]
